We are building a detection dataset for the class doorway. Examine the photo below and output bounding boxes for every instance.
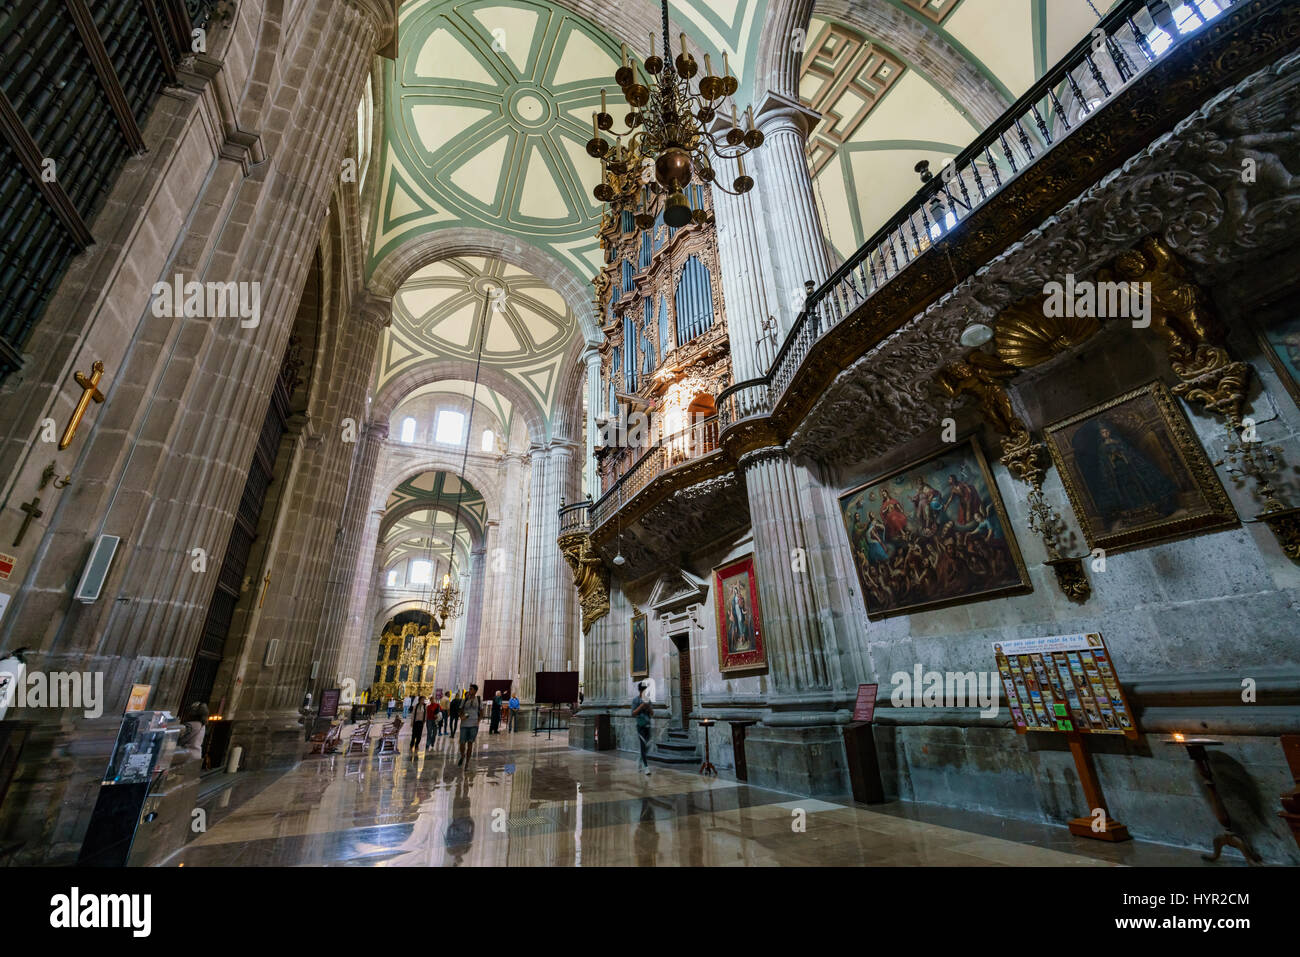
[668,633,693,730]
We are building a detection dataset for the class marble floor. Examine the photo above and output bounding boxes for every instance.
[166,726,1218,867]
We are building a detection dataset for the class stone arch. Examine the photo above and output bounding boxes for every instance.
[372,357,550,448]
[372,455,503,521]
[378,497,485,551]
[368,227,601,348]
[753,0,1008,130]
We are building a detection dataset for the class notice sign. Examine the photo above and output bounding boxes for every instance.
[318,688,341,719]
[852,683,878,723]
[993,633,1136,737]
[0,553,15,580]
[125,684,152,713]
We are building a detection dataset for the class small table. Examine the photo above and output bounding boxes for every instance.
[698,719,717,777]
[1165,737,1263,865]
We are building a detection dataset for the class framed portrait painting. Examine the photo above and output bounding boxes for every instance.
[713,555,766,675]
[1043,380,1238,553]
[630,612,648,679]
[838,438,1031,620]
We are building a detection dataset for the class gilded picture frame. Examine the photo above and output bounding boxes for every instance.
[838,437,1031,620]
[712,554,767,676]
[630,612,648,679]
[1043,380,1238,554]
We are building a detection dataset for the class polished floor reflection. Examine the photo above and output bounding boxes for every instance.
[168,726,1215,867]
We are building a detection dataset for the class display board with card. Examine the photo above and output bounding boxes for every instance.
[993,633,1137,737]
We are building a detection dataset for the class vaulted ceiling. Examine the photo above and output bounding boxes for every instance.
[378,256,577,422]
[803,0,1125,261]
[382,471,486,572]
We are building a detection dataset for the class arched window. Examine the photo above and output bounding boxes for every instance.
[410,560,432,585]
[435,409,464,445]
[674,255,715,346]
[400,416,416,443]
[481,429,495,452]
[386,568,399,587]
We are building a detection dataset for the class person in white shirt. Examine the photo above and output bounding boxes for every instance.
[457,684,482,767]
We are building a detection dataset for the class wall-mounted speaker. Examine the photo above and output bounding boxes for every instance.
[73,535,121,603]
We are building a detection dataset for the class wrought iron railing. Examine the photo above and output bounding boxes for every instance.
[767,0,1242,403]
[558,500,591,536]
[718,378,772,428]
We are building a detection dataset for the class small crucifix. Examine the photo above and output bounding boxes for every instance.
[13,497,42,547]
[59,360,107,451]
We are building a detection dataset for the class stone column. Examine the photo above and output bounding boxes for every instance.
[754,92,831,333]
[453,543,488,687]
[323,416,384,681]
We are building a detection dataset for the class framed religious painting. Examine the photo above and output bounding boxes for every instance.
[712,555,767,675]
[630,612,649,679]
[1043,380,1238,554]
[1255,302,1300,408]
[838,438,1031,620]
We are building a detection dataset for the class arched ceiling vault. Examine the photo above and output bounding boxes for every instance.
[801,0,1124,261]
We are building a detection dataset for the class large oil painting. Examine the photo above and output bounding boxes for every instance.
[1043,381,1237,553]
[838,439,1030,620]
[712,555,767,675]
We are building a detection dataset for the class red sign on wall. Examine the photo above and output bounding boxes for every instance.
[853,683,878,723]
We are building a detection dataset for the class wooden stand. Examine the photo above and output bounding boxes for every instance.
[1168,737,1263,864]
[698,719,716,776]
[1065,732,1131,842]
[842,721,885,804]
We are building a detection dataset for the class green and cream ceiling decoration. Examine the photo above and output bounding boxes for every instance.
[802,0,1120,261]
[368,0,771,288]
[379,257,576,421]
[382,471,486,571]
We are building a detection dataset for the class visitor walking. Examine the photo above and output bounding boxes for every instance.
[457,684,483,766]
[448,692,462,735]
[410,696,427,755]
[489,691,502,734]
[508,691,519,732]
[632,682,653,775]
[386,696,395,718]
[439,691,452,736]
[425,696,441,749]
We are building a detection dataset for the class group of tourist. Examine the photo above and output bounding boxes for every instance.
[382,687,521,765]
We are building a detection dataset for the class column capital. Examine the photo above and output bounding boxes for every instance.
[354,291,393,330]
[755,90,822,141]
[583,346,604,368]
[364,421,390,441]
[343,0,400,57]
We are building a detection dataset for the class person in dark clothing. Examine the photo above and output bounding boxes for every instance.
[448,693,462,734]
[410,696,427,755]
[632,682,653,775]
[489,691,502,734]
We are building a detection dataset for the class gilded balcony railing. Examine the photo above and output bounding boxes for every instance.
[558,500,591,536]
[767,0,1244,404]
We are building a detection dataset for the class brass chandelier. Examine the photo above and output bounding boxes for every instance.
[586,0,764,229]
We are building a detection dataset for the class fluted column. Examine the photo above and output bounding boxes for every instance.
[454,543,488,687]
[710,148,781,379]
[739,446,832,699]
[754,92,831,333]
[481,452,528,681]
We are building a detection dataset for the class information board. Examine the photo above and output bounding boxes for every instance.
[993,633,1136,737]
[852,683,878,723]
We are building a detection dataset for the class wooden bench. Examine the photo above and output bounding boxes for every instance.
[345,722,371,755]
[308,722,342,754]
[376,717,402,755]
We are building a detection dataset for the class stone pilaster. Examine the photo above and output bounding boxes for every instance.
[583,346,602,495]
[453,543,488,687]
